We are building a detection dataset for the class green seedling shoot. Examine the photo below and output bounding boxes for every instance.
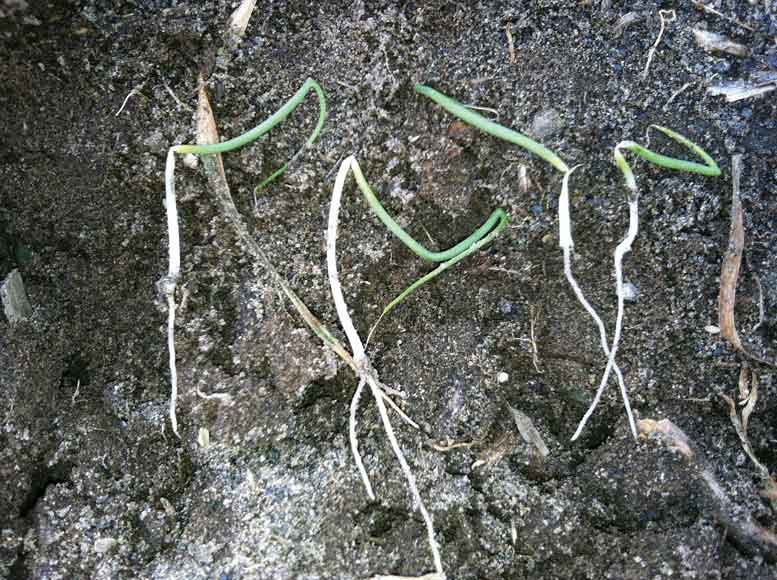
[346,157,508,340]
[175,77,327,191]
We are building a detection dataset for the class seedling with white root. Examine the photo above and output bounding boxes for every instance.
[330,156,445,577]
[162,78,326,436]
[570,125,720,440]
[417,85,720,441]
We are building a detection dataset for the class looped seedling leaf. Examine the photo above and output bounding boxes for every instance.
[614,124,721,197]
[174,78,327,192]
[342,158,507,339]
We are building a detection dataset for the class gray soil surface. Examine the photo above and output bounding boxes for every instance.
[1,1,776,579]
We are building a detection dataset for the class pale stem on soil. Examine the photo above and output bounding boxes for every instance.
[642,9,676,79]
[558,167,637,441]
[163,147,181,438]
[329,156,444,577]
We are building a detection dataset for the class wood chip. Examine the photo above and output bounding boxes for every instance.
[509,406,549,457]
[227,0,256,47]
[1,269,32,323]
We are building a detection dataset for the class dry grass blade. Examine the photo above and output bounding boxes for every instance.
[719,154,744,351]
[194,81,356,371]
[717,155,775,367]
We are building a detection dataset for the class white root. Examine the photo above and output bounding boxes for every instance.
[570,196,638,441]
[558,167,637,441]
[163,147,181,438]
[329,156,444,577]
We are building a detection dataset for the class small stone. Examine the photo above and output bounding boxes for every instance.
[197,427,210,448]
[1,269,32,323]
[530,108,564,140]
[182,154,199,169]
[497,372,509,384]
[94,537,117,554]
[622,282,637,302]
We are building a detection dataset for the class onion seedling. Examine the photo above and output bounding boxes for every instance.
[416,83,637,438]
[571,125,720,441]
[162,78,326,436]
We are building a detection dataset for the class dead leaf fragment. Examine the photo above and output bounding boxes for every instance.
[718,154,744,352]
[509,406,549,457]
[692,28,748,57]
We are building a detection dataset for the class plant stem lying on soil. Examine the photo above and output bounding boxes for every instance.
[415,84,569,173]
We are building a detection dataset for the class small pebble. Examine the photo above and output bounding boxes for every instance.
[183,153,199,169]
[94,537,117,554]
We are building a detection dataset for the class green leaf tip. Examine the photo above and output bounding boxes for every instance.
[173,78,327,191]
[415,83,569,174]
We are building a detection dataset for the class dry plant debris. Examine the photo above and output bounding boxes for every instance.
[717,155,775,367]
[639,418,777,561]
[692,28,749,58]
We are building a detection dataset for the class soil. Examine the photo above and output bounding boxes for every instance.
[1,1,776,579]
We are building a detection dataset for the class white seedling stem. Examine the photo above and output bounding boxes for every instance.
[559,167,637,441]
[328,156,444,577]
[163,148,181,438]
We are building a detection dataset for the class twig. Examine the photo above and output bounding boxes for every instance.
[115,84,144,116]
[505,25,516,64]
[643,10,676,79]
[718,156,775,367]
[529,304,542,373]
[163,80,194,112]
[691,1,755,32]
